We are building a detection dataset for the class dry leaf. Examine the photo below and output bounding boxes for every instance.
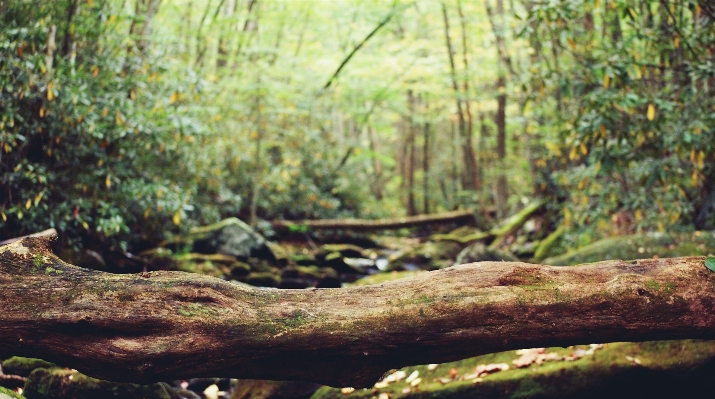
[427,364,438,371]
[410,378,421,387]
[405,370,419,383]
[341,387,355,395]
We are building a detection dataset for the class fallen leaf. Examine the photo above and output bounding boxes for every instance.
[427,364,438,371]
[410,378,422,387]
[405,370,419,383]
[341,387,355,395]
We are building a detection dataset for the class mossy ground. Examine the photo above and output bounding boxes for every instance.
[312,340,715,399]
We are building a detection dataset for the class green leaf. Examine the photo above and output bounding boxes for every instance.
[705,257,715,273]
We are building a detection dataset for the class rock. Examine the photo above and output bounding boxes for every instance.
[1,357,56,377]
[544,231,715,266]
[267,242,289,267]
[75,249,106,271]
[454,243,519,265]
[316,244,367,260]
[393,241,463,270]
[245,272,281,288]
[23,368,170,399]
[0,387,22,399]
[172,218,276,261]
[138,247,177,270]
[230,261,252,277]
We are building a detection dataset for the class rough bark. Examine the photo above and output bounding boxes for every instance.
[3,235,715,388]
[273,210,475,232]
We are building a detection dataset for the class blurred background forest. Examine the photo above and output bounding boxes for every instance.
[1,0,714,255]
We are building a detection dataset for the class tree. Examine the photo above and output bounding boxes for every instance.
[3,235,715,387]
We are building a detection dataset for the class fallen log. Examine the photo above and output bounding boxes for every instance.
[2,235,715,388]
[272,210,475,232]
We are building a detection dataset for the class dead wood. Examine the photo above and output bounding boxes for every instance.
[272,210,475,232]
[2,235,715,388]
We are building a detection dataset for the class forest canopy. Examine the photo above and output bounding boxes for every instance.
[0,0,713,255]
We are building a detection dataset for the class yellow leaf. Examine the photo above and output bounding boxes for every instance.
[35,192,43,205]
[105,175,111,188]
[157,189,163,198]
[692,170,699,187]
[130,89,136,100]
[594,0,600,9]
[0,210,6,222]
[144,208,150,218]
[3,143,10,153]
[173,211,181,225]
[567,37,576,51]
[102,108,109,117]
[539,83,544,98]
[603,75,610,89]
[647,104,655,121]
[17,210,23,220]
[594,161,601,175]
[250,131,259,140]
[170,92,178,104]
[563,208,572,226]
[698,150,705,169]
[47,81,54,100]
[115,110,124,126]
[674,35,680,48]
[580,143,588,155]
[635,209,642,221]
[81,221,89,230]
[569,146,579,160]
[25,198,31,210]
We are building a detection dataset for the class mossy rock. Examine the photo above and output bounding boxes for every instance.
[289,254,317,266]
[0,387,23,399]
[23,368,170,399]
[311,340,715,399]
[168,218,275,261]
[316,244,368,260]
[230,261,252,277]
[392,241,463,270]
[454,243,519,265]
[544,231,715,266]
[245,272,281,288]
[1,357,56,377]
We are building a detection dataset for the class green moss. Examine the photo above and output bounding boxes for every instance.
[2,357,56,377]
[312,340,715,399]
[545,231,715,266]
[0,387,23,399]
[23,368,170,399]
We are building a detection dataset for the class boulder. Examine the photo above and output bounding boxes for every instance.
[544,231,715,266]
[170,218,276,261]
[23,368,171,399]
[454,243,518,265]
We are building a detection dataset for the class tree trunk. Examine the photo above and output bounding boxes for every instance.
[423,119,430,215]
[441,3,478,193]
[3,236,715,388]
[406,90,417,216]
[273,210,475,232]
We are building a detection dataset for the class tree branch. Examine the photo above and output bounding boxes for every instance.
[2,235,715,388]
[323,1,400,89]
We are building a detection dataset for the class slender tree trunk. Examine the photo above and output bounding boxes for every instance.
[406,90,417,216]
[441,3,478,193]
[368,124,384,200]
[423,116,431,214]
[456,0,480,191]
[216,0,237,69]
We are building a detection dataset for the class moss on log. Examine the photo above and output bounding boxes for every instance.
[2,235,715,388]
[273,210,475,232]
